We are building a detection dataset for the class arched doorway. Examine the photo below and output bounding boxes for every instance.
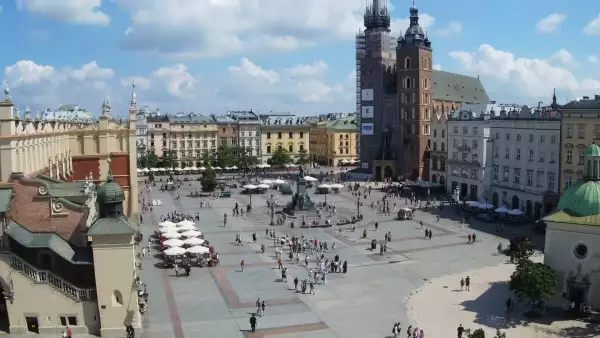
[492,192,499,207]
[526,200,533,218]
[375,166,382,181]
[431,174,437,183]
[511,195,520,210]
[384,166,393,179]
[439,176,445,185]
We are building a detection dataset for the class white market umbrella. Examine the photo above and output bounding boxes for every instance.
[260,179,273,185]
[136,168,143,172]
[509,209,524,216]
[143,168,150,172]
[261,164,271,168]
[244,184,258,189]
[329,183,344,189]
[198,166,206,171]
[181,230,202,238]
[164,247,186,256]
[186,246,209,254]
[177,219,195,227]
[163,238,184,247]
[213,166,222,170]
[161,232,182,239]
[318,184,331,189]
[273,179,285,185]
[158,227,177,233]
[304,176,318,182]
[495,207,509,213]
[177,224,197,232]
[257,184,270,189]
[183,237,205,246]
[467,201,480,208]
[478,203,494,209]
[158,221,176,227]
[151,168,160,172]
[230,166,238,170]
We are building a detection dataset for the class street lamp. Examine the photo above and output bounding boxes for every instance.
[356,196,361,216]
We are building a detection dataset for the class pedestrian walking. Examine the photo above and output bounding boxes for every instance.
[250,314,257,332]
[241,259,245,272]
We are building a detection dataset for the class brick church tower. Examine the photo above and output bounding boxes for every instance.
[396,4,433,180]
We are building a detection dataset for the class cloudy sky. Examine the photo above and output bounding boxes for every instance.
[2,0,600,116]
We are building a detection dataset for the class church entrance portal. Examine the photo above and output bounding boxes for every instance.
[568,284,587,313]
[375,166,382,181]
[384,166,393,180]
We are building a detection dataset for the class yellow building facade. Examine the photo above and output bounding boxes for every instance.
[309,115,358,167]
[168,115,218,167]
[559,97,600,193]
[260,117,310,164]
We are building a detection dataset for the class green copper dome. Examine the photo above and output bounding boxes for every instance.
[584,144,600,157]
[557,180,600,217]
[97,172,125,204]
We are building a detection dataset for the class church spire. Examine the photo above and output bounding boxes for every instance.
[363,0,390,31]
[551,88,558,110]
[130,80,137,111]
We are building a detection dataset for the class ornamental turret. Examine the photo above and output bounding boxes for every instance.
[363,0,390,31]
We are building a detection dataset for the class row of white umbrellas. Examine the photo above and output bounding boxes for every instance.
[164,245,209,256]
[467,201,524,215]
[137,166,242,173]
[163,237,206,247]
[318,183,344,189]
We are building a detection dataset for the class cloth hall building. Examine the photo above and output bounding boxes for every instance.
[0,83,142,336]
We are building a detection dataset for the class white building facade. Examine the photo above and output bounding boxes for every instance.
[429,112,447,186]
[488,107,561,219]
[446,109,491,201]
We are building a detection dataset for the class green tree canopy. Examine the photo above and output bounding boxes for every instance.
[201,168,218,192]
[159,150,177,169]
[468,328,485,338]
[239,147,259,170]
[509,259,556,312]
[137,152,159,169]
[268,148,292,166]
[216,146,237,168]
[296,148,309,165]
[200,151,214,167]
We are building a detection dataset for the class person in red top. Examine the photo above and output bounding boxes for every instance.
[241,259,245,272]
[67,327,72,338]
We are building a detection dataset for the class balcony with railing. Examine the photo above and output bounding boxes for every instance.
[8,254,96,302]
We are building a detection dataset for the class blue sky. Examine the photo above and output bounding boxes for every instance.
[1,0,600,116]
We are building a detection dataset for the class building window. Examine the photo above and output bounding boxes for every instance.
[473,127,478,134]
[495,132,499,140]
[453,126,458,133]
[452,152,458,160]
[267,146,272,154]
[526,170,533,186]
[566,149,573,163]
[462,126,468,134]
[578,125,585,138]
[289,132,293,138]
[472,154,478,162]
[548,172,555,190]
[300,132,304,138]
[277,132,282,139]
[494,146,499,158]
[462,152,467,161]
[566,175,572,188]
[472,140,477,149]
[493,166,499,180]
[60,316,78,326]
[514,168,521,184]
[505,133,510,140]
[566,125,572,138]
[579,151,585,165]
[529,150,534,161]
[505,148,510,159]
[529,134,534,142]
[537,171,544,187]
[266,132,271,139]
[539,151,545,162]
[503,167,509,181]
[405,57,411,69]
[517,134,521,141]
[442,130,445,138]
[549,152,555,163]
[516,149,521,160]
[288,144,294,153]
[574,243,588,259]
[540,135,545,142]
[551,135,556,144]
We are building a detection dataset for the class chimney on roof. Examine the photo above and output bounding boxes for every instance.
[595,94,600,100]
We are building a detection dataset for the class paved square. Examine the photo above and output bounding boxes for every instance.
[137,181,528,338]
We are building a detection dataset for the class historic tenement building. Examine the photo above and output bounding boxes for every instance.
[0,83,141,336]
[358,0,489,181]
[429,111,447,186]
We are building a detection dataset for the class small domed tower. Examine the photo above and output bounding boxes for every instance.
[96,170,126,217]
[584,144,600,180]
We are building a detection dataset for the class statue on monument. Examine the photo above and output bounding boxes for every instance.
[298,165,305,181]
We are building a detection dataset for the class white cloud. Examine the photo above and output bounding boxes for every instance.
[535,13,566,33]
[16,0,109,25]
[584,14,600,36]
[115,0,438,58]
[432,64,442,70]
[549,49,578,67]
[436,21,462,37]
[589,55,599,64]
[225,58,352,108]
[449,44,600,101]
[4,60,116,111]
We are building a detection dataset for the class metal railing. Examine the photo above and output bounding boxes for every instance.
[9,254,96,302]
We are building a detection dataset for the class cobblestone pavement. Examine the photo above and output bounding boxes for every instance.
[134,183,543,338]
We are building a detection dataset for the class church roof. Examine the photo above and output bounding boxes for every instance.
[432,70,490,104]
[544,144,600,226]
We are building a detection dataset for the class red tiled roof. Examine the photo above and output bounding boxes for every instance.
[7,180,88,247]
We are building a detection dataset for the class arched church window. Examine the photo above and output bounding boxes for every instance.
[404,77,411,89]
[423,57,428,70]
[405,57,411,69]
